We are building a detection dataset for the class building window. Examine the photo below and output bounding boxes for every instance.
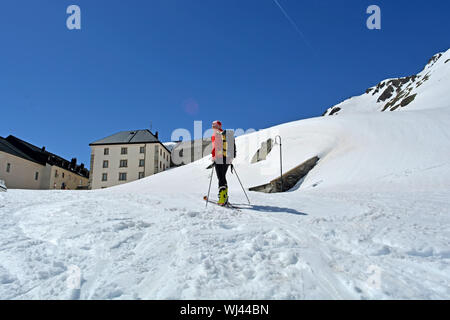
[120,160,128,168]
[6,163,11,173]
[103,160,109,168]
[62,172,65,178]
[160,161,162,169]
[163,164,165,171]
[138,172,145,179]
[140,146,145,154]
[119,173,127,181]
[160,149,162,156]
[102,173,108,181]
[35,172,39,181]
[55,170,58,178]
[121,147,128,155]
[104,148,109,155]
[139,159,145,167]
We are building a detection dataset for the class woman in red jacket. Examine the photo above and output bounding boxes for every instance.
[211,120,229,205]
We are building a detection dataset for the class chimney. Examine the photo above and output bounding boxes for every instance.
[155,131,159,139]
[71,158,77,169]
[42,146,46,152]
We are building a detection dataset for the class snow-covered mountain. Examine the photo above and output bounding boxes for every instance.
[323,49,450,116]
[0,49,449,300]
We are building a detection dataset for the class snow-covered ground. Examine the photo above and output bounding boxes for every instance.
[1,187,448,299]
[0,50,449,300]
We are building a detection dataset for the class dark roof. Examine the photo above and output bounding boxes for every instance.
[90,129,171,153]
[90,130,159,146]
[3,135,89,178]
[0,137,39,164]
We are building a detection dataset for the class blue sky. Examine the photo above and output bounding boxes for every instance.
[0,0,449,167]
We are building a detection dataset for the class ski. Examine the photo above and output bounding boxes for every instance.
[203,196,241,211]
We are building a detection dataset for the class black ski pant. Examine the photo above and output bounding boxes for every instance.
[215,163,229,189]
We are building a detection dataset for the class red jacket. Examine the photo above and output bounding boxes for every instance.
[211,130,223,161]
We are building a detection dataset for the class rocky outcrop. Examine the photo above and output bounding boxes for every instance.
[377,85,395,102]
[427,53,443,67]
[322,50,448,116]
[400,94,417,107]
[328,107,341,116]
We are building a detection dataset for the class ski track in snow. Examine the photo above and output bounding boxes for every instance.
[0,189,448,300]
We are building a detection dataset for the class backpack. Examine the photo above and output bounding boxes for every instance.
[214,130,236,164]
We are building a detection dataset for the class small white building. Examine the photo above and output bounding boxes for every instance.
[89,130,171,189]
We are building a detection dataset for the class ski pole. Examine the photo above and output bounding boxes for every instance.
[205,164,214,208]
[231,164,251,205]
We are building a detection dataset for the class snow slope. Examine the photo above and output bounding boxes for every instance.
[0,50,449,300]
[323,49,450,115]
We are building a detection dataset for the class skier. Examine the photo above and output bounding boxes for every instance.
[211,120,236,206]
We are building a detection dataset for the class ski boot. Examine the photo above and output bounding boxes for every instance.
[218,186,228,206]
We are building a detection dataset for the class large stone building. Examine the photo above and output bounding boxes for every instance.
[0,135,89,190]
[89,130,171,189]
[170,138,212,167]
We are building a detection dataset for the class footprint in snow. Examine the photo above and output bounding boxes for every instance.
[187,211,200,217]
